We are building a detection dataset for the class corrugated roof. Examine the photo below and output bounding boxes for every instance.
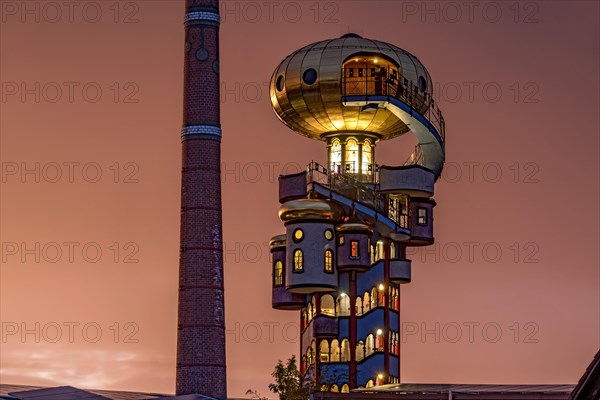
[5,386,110,400]
[0,385,162,400]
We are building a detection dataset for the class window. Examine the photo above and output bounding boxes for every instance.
[293,228,304,242]
[350,240,360,259]
[341,339,350,362]
[356,340,365,361]
[418,208,427,225]
[329,139,341,173]
[319,340,330,363]
[330,339,340,362]
[303,68,318,85]
[337,293,350,316]
[276,75,285,92]
[321,294,335,316]
[339,235,344,245]
[293,249,303,272]
[324,250,334,273]
[345,138,359,173]
[324,229,333,240]
[362,139,372,174]
[418,75,427,92]
[273,260,283,286]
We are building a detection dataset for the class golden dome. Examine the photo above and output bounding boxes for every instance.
[335,222,373,233]
[269,234,287,250]
[279,199,343,223]
[270,34,435,141]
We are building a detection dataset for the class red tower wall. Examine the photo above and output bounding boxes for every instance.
[176,0,227,398]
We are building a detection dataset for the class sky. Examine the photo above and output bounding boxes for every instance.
[0,0,599,398]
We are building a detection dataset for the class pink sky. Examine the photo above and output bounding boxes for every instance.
[0,1,598,398]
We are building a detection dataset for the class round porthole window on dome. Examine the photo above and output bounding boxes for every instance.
[276,75,285,92]
[418,76,427,92]
[303,68,318,85]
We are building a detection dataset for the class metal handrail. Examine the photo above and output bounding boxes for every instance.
[341,70,445,144]
[306,161,410,229]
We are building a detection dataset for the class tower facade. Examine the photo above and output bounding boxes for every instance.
[268,34,446,391]
[176,0,226,398]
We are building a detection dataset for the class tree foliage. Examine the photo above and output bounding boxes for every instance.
[268,355,310,400]
[248,355,309,400]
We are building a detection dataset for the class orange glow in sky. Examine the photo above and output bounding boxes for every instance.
[0,1,598,398]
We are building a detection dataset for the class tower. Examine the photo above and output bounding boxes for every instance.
[176,0,226,398]
[268,34,445,391]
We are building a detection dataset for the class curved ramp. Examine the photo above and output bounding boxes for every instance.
[343,94,445,179]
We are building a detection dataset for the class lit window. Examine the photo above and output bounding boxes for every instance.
[330,139,342,174]
[324,250,333,273]
[273,260,283,286]
[324,229,333,240]
[362,139,372,175]
[350,240,360,259]
[339,235,344,245]
[345,138,358,173]
[418,208,427,225]
[293,228,304,242]
[293,249,303,272]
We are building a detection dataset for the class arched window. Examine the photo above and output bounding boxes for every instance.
[366,380,374,388]
[363,292,371,312]
[273,260,283,286]
[356,340,365,361]
[356,297,363,316]
[306,347,313,366]
[324,249,334,273]
[341,338,350,362]
[341,384,350,393]
[321,294,335,316]
[345,138,359,173]
[376,330,384,350]
[330,139,342,174]
[337,294,350,316]
[319,340,330,363]
[307,300,314,321]
[376,240,385,261]
[302,310,307,330]
[330,384,339,393]
[330,339,340,362]
[301,355,306,375]
[371,288,378,308]
[366,334,374,356]
[293,249,303,271]
[362,139,373,174]
[377,287,385,306]
[370,244,376,264]
[390,242,396,258]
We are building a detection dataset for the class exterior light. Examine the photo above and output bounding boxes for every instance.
[378,283,384,291]
[377,374,383,379]
[376,329,383,335]
[339,292,346,297]
[374,59,378,63]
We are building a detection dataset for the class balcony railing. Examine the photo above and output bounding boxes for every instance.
[306,161,409,229]
[341,71,445,144]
